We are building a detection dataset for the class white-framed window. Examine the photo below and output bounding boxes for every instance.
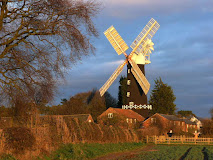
[134,119,137,123]
[126,118,129,123]
[127,92,130,97]
[129,102,134,106]
[187,124,189,129]
[130,119,132,123]
[128,69,130,73]
[108,113,113,118]
[127,80,131,85]
[151,118,156,124]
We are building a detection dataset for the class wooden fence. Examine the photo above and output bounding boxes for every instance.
[146,136,213,145]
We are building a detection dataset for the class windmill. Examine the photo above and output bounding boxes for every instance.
[99,18,160,117]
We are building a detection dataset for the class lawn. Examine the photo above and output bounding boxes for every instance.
[128,145,213,160]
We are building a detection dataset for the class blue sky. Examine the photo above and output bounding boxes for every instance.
[55,0,213,118]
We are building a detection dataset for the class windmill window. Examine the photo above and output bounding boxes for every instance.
[127,92,130,97]
[127,80,131,85]
[128,69,130,73]
[108,113,113,118]
[129,102,134,106]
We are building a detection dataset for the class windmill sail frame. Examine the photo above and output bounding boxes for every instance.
[99,18,160,97]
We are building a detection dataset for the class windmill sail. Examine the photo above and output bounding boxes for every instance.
[130,18,160,56]
[129,60,150,95]
[104,26,129,55]
[99,60,127,97]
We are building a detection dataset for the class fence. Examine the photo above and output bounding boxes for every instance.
[146,136,213,145]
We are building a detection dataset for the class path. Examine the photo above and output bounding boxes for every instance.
[93,145,157,160]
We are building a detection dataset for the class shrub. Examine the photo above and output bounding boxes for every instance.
[3,127,35,154]
[201,119,213,137]
[138,126,160,137]
[0,154,16,160]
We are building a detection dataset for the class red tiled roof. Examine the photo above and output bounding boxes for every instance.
[110,108,145,122]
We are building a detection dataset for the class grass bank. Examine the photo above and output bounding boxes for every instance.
[37,142,145,160]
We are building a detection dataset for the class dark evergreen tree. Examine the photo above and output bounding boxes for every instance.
[177,110,195,117]
[117,76,127,107]
[149,77,176,115]
[104,91,117,109]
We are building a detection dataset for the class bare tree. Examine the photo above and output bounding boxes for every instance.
[210,107,213,120]
[0,0,100,105]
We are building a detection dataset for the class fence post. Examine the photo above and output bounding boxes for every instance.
[154,135,157,144]
[146,135,148,143]
[208,138,210,145]
[181,135,183,144]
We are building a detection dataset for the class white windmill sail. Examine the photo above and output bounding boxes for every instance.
[99,60,127,96]
[104,26,129,55]
[129,60,150,95]
[130,18,160,56]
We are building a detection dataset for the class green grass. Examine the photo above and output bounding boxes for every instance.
[184,146,204,160]
[203,147,213,160]
[128,145,213,160]
[38,142,145,160]
[132,145,190,160]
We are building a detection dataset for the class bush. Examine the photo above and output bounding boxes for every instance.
[3,127,36,153]
[201,120,213,137]
[0,154,16,160]
[138,126,160,137]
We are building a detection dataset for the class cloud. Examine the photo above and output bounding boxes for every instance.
[100,0,212,19]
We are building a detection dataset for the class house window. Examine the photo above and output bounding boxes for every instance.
[182,122,184,126]
[134,119,137,123]
[193,125,195,128]
[127,92,130,97]
[187,124,189,129]
[174,121,176,125]
[151,118,156,124]
[126,118,129,123]
[129,102,134,106]
[130,119,132,123]
[108,113,113,118]
[178,122,180,126]
[128,69,130,73]
[127,80,131,85]
[88,120,92,123]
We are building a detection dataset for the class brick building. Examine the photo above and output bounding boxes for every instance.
[143,113,197,133]
[98,107,145,127]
